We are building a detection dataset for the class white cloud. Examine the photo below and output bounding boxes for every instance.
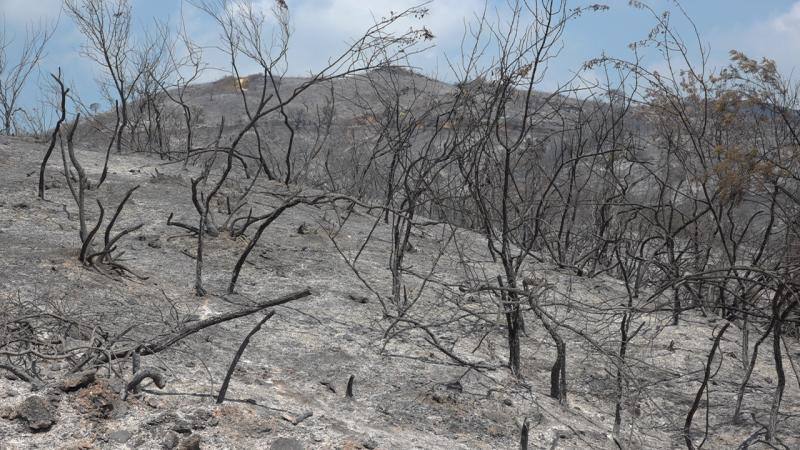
[291,0,480,39]
[771,1,800,34]
[709,1,800,73]
[247,0,485,76]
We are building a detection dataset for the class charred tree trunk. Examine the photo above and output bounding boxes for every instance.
[533,305,566,404]
[38,69,68,200]
[684,320,731,450]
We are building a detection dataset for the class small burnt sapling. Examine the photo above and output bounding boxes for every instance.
[59,117,143,277]
[57,107,143,277]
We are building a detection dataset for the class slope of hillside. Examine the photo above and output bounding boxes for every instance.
[1,135,799,449]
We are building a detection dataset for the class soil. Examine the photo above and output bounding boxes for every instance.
[1,134,799,449]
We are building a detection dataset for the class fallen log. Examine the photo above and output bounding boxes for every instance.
[83,289,312,367]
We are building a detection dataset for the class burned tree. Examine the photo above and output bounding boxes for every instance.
[0,19,54,135]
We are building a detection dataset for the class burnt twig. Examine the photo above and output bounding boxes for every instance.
[216,310,275,404]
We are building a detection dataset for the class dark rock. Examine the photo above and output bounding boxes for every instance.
[348,293,369,304]
[177,435,202,450]
[190,409,214,430]
[161,431,180,449]
[270,438,305,450]
[445,380,463,392]
[503,398,513,406]
[297,222,316,235]
[172,418,192,434]
[16,395,55,431]
[3,371,19,381]
[59,370,96,392]
[363,438,378,449]
[108,430,132,443]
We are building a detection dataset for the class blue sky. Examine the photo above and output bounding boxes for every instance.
[2,0,800,114]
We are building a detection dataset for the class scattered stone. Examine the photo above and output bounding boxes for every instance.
[15,395,55,431]
[0,405,15,419]
[270,437,305,450]
[281,411,313,426]
[172,418,193,434]
[161,431,180,449]
[297,222,314,235]
[59,370,96,392]
[348,293,369,304]
[177,435,202,450]
[444,380,463,392]
[503,398,513,406]
[190,409,215,430]
[0,389,17,399]
[430,389,456,404]
[108,430,132,444]
[75,380,126,419]
[148,412,179,427]
[45,180,63,190]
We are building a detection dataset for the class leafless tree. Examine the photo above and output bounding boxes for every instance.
[0,20,54,135]
[66,0,141,153]
[169,0,433,296]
